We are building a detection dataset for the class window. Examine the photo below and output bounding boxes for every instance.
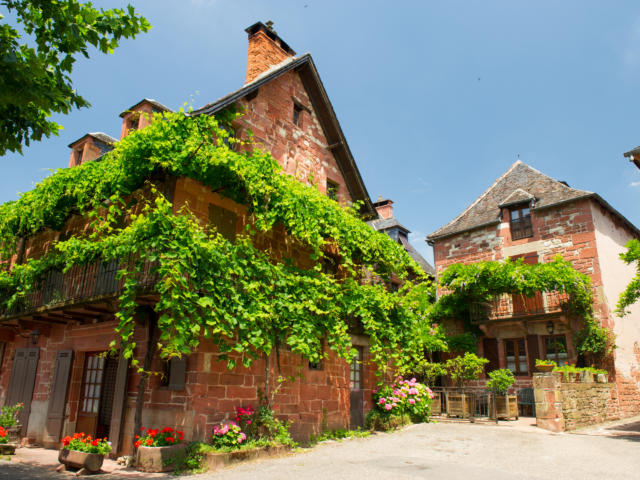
[72,148,83,166]
[350,347,364,390]
[80,354,105,414]
[309,359,322,370]
[293,104,303,126]
[208,204,238,241]
[326,180,339,201]
[544,335,568,364]
[509,205,533,240]
[504,338,528,375]
[127,116,139,131]
[162,357,187,390]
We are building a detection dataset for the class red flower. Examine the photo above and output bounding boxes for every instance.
[146,438,153,446]
[135,435,139,439]
[177,431,184,441]
[134,441,140,448]
[166,437,174,443]
[91,439,99,446]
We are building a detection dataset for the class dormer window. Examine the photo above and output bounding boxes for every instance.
[509,205,533,240]
[127,116,139,131]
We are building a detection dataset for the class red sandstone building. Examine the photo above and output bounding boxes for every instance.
[427,160,640,415]
[0,22,429,455]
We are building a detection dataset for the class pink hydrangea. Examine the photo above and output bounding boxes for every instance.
[409,399,415,405]
[384,403,393,411]
[378,397,386,404]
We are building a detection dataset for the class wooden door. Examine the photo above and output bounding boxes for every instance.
[349,347,365,429]
[6,348,40,435]
[44,350,73,444]
[76,353,106,437]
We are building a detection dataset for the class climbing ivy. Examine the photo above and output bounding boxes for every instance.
[432,257,614,356]
[0,110,437,371]
[617,238,640,316]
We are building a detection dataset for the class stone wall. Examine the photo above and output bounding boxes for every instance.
[533,372,619,432]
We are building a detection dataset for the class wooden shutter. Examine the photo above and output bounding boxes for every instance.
[167,357,187,390]
[44,350,73,443]
[107,351,130,456]
[6,348,40,435]
[482,338,499,373]
[526,335,540,374]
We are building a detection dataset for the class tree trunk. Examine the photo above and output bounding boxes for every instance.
[133,309,159,448]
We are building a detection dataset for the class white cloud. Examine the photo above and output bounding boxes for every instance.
[630,181,640,187]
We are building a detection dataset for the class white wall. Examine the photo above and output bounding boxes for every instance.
[591,203,640,379]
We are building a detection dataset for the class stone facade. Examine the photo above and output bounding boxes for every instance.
[0,22,380,455]
[533,372,619,432]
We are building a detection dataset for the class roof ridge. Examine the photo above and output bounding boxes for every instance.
[429,160,521,237]
[518,160,593,196]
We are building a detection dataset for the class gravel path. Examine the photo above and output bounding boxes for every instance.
[183,421,640,480]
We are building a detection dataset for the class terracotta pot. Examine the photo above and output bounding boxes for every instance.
[536,364,554,373]
[136,443,187,472]
[58,448,105,473]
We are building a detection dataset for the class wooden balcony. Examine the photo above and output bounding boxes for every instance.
[0,258,157,323]
[469,291,570,323]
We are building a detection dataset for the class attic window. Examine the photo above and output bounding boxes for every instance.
[127,116,139,131]
[293,103,303,126]
[509,205,533,240]
[326,180,339,201]
[72,148,83,166]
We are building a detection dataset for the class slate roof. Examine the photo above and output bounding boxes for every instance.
[428,160,640,241]
[68,132,117,148]
[368,217,435,276]
[190,54,375,217]
[119,98,173,118]
[623,146,640,169]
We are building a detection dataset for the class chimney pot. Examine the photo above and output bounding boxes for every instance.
[373,198,394,220]
[244,21,296,84]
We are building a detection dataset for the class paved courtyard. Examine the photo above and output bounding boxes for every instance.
[2,418,640,479]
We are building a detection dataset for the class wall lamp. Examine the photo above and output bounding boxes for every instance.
[546,321,555,335]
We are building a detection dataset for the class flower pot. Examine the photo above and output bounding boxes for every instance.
[0,443,17,455]
[4,425,20,444]
[489,394,518,420]
[431,392,442,416]
[58,448,105,473]
[446,393,474,418]
[536,364,554,373]
[136,443,187,472]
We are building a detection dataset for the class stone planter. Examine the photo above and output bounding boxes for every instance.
[596,373,608,383]
[203,445,290,472]
[136,443,187,472]
[0,443,17,455]
[4,425,20,444]
[446,393,474,418]
[58,449,105,473]
[489,394,518,420]
[536,364,555,373]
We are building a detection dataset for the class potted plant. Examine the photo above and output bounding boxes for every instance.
[417,362,446,416]
[444,353,489,418]
[0,403,23,443]
[486,369,518,420]
[135,426,186,472]
[59,433,112,473]
[535,359,557,372]
[0,426,17,455]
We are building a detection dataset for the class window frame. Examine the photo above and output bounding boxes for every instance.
[326,179,339,201]
[543,334,568,365]
[509,204,533,240]
[350,347,364,391]
[293,103,303,126]
[503,338,528,376]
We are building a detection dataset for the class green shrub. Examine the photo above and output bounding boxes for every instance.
[485,369,515,395]
[445,353,489,388]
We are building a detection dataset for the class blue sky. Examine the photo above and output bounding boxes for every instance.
[3,1,640,265]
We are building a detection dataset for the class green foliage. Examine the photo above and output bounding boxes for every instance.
[552,364,608,381]
[365,409,411,432]
[434,258,613,356]
[398,360,446,386]
[0,0,151,154]
[0,403,23,428]
[445,332,477,353]
[535,359,557,367]
[0,111,438,372]
[617,239,640,316]
[485,369,515,395]
[444,353,489,388]
[309,428,369,445]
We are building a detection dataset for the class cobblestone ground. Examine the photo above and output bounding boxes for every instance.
[2,418,640,479]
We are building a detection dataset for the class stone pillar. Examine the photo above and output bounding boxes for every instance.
[533,372,565,432]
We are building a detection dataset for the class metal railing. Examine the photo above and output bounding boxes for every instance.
[1,257,157,318]
[469,291,570,323]
[431,386,534,419]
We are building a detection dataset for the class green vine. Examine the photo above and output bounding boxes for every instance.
[433,257,614,356]
[0,110,438,372]
[617,238,640,316]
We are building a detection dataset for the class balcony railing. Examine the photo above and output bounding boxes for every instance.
[1,257,157,319]
[469,291,570,323]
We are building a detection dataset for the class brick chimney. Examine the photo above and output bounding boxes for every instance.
[119,99,172,139]
[373,198,394,220]
[245,21,296,84]
[68,133,116,167]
